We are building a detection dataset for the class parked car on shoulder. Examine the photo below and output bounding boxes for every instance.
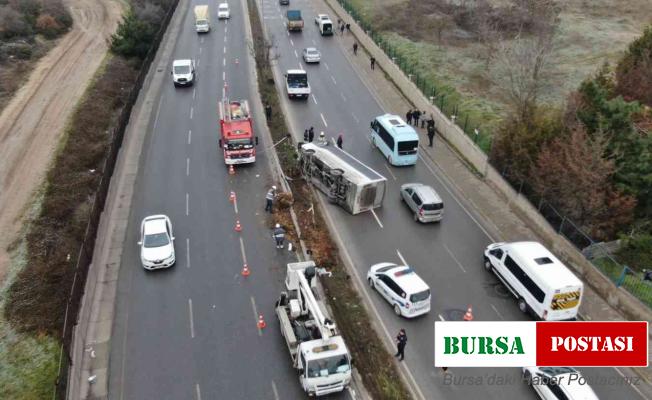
[314,14,330,24]
[400,183,444,222]
[172,59,195,87]
[302,47,321,63]
[139,215,176,270]
[279,0,289,4]
[522,367,599,400]
[367,263,431,318]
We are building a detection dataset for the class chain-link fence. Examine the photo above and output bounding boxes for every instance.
[53,1,180,398]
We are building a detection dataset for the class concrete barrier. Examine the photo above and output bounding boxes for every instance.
[324,0,652,324]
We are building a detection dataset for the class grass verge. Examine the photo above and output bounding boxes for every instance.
[4,54,138,334]
[248,1,411,398]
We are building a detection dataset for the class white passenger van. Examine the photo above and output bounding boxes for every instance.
[483,241,583,321]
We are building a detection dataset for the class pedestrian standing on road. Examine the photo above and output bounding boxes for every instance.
[336,134,343,149]
[421,111,427,128]
[319,131,326,145]
[273,223,286,249]
[346,23,351,33]
[265,103,272,121]
[265,185,277,213]
[427,124,435,147]
[304,129,309,142]
[340,24,345,35]
[413,110,421,127]
[308,126,315,142]
[395,329,408,361]
[337,18,342,29]
[370,56,376,70]
[406,109,413,125]
[353,42,358,55]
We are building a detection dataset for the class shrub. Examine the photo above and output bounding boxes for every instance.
[110,11,156,60]
[0,5,32,39]
[617,234,652,272]
[35,14,62,39]
[41,0,73,31]
[1,41,33,59]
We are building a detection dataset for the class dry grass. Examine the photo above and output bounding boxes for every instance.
[355,0,652,124]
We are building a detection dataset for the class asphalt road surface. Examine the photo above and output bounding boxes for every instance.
[262,0,650,399]
[108,0,351,398]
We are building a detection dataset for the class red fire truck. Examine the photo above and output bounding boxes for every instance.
[218,99,258,164]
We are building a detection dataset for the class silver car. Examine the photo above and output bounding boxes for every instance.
[400,183,444,223]
[302,47,321,63]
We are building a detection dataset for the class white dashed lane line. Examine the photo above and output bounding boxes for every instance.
[195,383,202,400]
[443,243,467,273]
[491,304,504,320]
[188,298,195,338]
[340,92,347,102]
[331,76,337,85]
[186,238,190,268]
[186,158,190,176]
[186,193,189,216]
[370,209,384,228]
[190,106,194,120]
[320,113,328,127]
[324,62,329,70]
[271,381,280,400]
[290,39,294,46]
[311,94,317,105]
[351,113,359,123]
[396,249,408,266]
[250,296,262,336]
[384,164,397,180]
[187,129,192,144]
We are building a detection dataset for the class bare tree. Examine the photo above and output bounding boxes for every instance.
[248,33,280,69]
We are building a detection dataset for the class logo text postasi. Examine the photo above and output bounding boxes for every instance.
[550,336,634,352]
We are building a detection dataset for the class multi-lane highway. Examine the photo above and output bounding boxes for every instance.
[107,0,351,398]
[261,0,649,399]
[105,0,649,398]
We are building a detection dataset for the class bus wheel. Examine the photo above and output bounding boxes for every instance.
[394,304,402,316]
[483,257,492,271]
[518,298,528,314]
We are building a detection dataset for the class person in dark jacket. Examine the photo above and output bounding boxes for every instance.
[308,126,315,143]
[353,42,358,55]
[265,103,272,121]
[427,124,436,147]
[406,109,412,125]
[336,134,343,149]
[413,110,421,127]
[370,56,376,70]
[304,129,309,142]
[395,329,408,361]
[273,224,286,249]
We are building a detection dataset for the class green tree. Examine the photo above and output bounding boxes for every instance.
[110,11,156,60]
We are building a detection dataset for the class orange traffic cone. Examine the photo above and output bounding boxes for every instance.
[235,220,242,232]
[229,191,236,202]
[257,314,266,329]
[463,305,473,321]
[228,165,235,175]
[241,263,250,276]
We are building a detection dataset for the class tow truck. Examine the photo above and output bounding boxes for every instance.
[218,99,258,164]
[275,261,352,396]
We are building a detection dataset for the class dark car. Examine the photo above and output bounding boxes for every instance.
[279,0,289,5]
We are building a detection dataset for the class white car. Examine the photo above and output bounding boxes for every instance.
[172,59,195,87]
[367,263,431,318]
[523,367,599,400]
[314,14,330,24]
[302,47,321,63]
[218,3,230,19]
[138,215,176,270]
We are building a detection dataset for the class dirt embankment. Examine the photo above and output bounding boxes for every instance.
[0,0,123,281]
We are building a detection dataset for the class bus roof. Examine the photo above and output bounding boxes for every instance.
[375,114,419,140]
[502,241,583,290]
[287,69,307,75]
[301,143,386,185]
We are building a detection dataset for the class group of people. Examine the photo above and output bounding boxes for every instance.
[336,19,350,35]
[407,109,437,147]
[265,185,287,249]
[303,128,344,149]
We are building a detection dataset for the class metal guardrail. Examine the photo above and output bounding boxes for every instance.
[53,1,180,398]
[335,0,652,311]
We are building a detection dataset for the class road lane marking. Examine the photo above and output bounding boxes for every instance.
[443,243,467,273]
[271,381,280,400]
[312,94,318,105]
[490,304,504,320]
[320,113,328,127]
[223,58,226,66]
[188,129,192,144]
[186,193,189,216]
[195,383,202,400]
[153,97,163,130]
[188,298,195,338]
[294,49,298,58]
[383,164,396,180]
[186,158,190,176]
[200,37,204,44]
[192,88,196,100]
[396,249,408,266]
[186,238,190,268]
[324,62,329,70]
[370,209,383,228]
[340,92,347,102]
[224,45,227,54]
[196,58,200,67]
[223,71,226,80]
[290,39,294,46]
[250,296,262,336]
[239,237,247,264]
[199,47,202,54]
[614,367,648,399]
[438,314,445,321]
[190,106,194,119]
[330,76,337,85]
[351,113,359,123]
[233,196,239,214]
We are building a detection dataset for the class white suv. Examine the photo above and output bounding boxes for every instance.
[367,263,431,318]
[523,367,599,400]
[139,215,176,270]
[218,3,230,19]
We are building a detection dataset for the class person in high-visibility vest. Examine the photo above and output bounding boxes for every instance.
[273,224,286,249]
[265,186,277,213]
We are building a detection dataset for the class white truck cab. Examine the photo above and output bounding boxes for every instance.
[217,3,230,19]
[285,69,310,99]
[172,59,196,87]
[194,5,210,33]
